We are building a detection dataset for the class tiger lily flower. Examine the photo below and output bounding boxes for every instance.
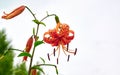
[43,23,77,64]
[23,36,33,61]
[2,5,25,19]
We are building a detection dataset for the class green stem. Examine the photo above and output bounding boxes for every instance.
[25,6,37,20]
[35,14,56,36]
[25,6,57,75]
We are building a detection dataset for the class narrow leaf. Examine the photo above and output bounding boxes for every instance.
[40,57,45,64]
[55,67,59,74]
[32,20,46,26]
[18,52,31,57]
[39,21,46,26]
[32,19,40,25]
[34,40,44,47]
[33,28,35,35]
[38,68,45,74]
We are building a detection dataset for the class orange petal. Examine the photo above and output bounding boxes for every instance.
[61,37,71,45]
[66,30,74,40]
[43,30,60,46]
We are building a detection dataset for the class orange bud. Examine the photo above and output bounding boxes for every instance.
[22,36,33,62]
[31,69,37,75]
[2,5,25,19]
[25,36,33,52]
[22,56,28,61]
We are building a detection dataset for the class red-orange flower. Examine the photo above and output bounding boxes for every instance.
[2,5,25,19]
[43,23,77,63]
[23,36,33,61]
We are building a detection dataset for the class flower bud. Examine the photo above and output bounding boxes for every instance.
[2,5,25,19]
[25,36,33,52]
[55,15,60,24]
[31,69,37,75]
[23,36,33,61]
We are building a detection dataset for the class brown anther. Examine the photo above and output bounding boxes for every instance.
[57,58,59,64]
[67,44,69,51]
[67,55,70,62]
[74,48,77,55]
[53,48,55,56]
[47,53,50,61]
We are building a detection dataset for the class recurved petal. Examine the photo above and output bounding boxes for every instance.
[66,30,74,40]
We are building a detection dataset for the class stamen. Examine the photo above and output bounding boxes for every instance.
[67,55,70,62]
[53,48,55,56]
[57,58,59,64]
[47,53,50,61]
[67,44,69,51]
[74,48,77,55]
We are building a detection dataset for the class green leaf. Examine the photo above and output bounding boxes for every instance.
[33,28,35,35]
[55,67,59,74]
[34,40,44,47]
[18,52,31,57]
[32,20,46,26]
[40,57,45,64]
[32,19,40,24]
[31,66,45,74]
[39,21,46,26]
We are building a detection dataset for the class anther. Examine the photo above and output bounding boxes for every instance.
[67,44,69,51]
[57,58,59,64]
[47,53,50,61]
[53,48,55,56]
[74,48,77,55]
[67,55,70,62]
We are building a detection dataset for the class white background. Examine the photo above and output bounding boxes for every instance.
[0,0,120,75]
